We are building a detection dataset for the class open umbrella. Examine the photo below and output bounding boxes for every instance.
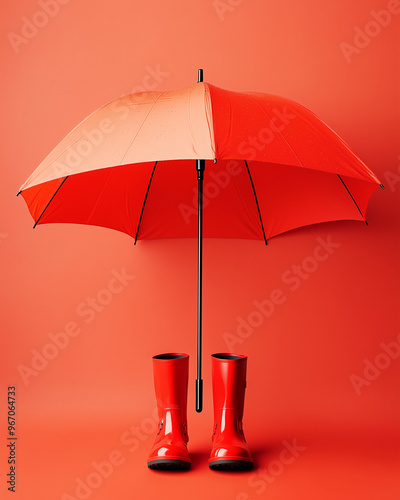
[17,69,382,412]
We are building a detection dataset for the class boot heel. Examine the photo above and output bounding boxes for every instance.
[148,458,191,470]
[209,459,253,471]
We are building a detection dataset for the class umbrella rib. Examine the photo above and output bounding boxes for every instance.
[134,161,158,244]
[33,176,69,228]
[119,92,166,165]
[245,94,305,169]
[337,174,365,221]
[244,160,268,245]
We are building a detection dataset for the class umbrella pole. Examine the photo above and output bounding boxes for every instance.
[196,158,205,413]
[195,68,205,414]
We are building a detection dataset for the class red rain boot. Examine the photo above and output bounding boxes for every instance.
[147,353,191,470]
[209,353,253,470]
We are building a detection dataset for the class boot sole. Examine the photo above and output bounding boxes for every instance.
[147,459,191,471]
[209,459,253,471]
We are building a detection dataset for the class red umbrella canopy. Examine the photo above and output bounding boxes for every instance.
[18,81,381,243]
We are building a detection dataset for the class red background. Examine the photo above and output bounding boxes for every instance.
[1,0,399,499]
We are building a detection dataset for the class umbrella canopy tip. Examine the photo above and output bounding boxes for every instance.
[198,69,203,83]
[380,184,385,190]
[16,190,22,197]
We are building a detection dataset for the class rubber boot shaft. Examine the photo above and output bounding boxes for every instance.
[209,353,253,471]
[147,353,190,470]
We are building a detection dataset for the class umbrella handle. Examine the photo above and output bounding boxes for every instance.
[196,379,203,413]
